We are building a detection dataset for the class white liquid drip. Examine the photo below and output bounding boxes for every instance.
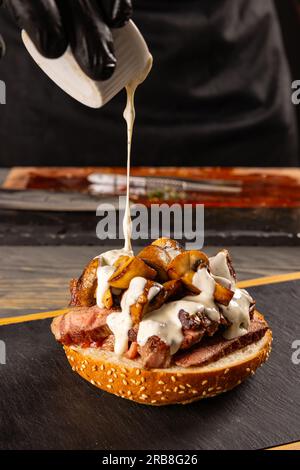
[122,57,153,252]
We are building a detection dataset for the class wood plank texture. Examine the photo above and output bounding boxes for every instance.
[0,245,299,317]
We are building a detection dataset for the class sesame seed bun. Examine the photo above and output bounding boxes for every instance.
[64,310,272,406]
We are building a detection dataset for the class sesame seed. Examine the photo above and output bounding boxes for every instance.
[246,368,251,372]
[156,391,162,395]
[136,380,141,386]
[224,368,230,374]
[100,364,105,371]
[113,373,117,379]
[179,385,185,390]
[90,379,95,385]
[201,380,208,385]
[161,397,166,401]
[140,377,145,383]
[70,357,74,362]
[216,386,222,390]
[122,379,128,386]
[173,386,178,392]
[202,391,206,396]
[166,389,171,392]
[140,386,145,392]
[107,370,112,376]
[121,367,127,373]
[251,370,255,376]
[130,379,136,384]
[107,385,112,389]
[97,381,101,386]
[151,400,157,404]
[158,380,165,385]
[208,387,214,392]
[136,369,141,376]
[72,366,76,371]
[171,376,176,382]
[127,391,132,396]
[111,368,115,372]
[140,394,148,400]
[81,364,86,370]
[119,390,124,395]
[177,373,183,377]
[92,365,97,371]
[186,384,192,388]
[192,390,198,394]
[120,373,126,378]
[84,360,88,365]
[108,378,113,383]
[179,391,185,395]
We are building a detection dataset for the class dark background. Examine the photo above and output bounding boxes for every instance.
[0,0,299,167]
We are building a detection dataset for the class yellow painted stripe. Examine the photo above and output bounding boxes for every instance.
[0,308,70,326]
[237,271,300,289]
[268,441,300,450]
[0,271,299,327]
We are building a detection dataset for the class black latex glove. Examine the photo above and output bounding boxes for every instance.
[3,0,132,80]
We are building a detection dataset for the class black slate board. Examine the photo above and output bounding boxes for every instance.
[0,281,300,450]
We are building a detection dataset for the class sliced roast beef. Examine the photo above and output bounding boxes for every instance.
[179,309,229,350]
[51,305,118,346]
[100,334,115,351]
[175,318,268,368]
[138,336,171,369]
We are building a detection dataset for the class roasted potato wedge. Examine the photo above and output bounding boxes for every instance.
[214,282,234,306]
[130,280,162,324]
[69,258,98,307]
[151,237,183,259]
[167,250,209,280]
[137,245,171,282]
[108,256,156,289]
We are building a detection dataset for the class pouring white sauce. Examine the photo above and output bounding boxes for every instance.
[95,56,252,357]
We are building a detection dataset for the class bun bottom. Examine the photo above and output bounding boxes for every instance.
[64,312,272,406]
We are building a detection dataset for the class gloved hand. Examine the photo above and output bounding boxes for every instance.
[2,0,132,80]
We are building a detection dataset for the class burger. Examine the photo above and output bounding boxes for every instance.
[51,238,272,405]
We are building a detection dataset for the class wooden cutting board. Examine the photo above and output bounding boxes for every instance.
[3,166,300,208]
[0,274,299,450]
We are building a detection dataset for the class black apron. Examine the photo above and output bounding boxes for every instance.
[0,0,297,166]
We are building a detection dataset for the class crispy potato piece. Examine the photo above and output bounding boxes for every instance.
[151,237,183,259]
[148,279,183,312]
[102,288,113,309]
[108,256,156,289]
[69,258,98,307]
[167,250,209,280]
[130,280,162,324]
[214,282,234,306]
[137,245,170,282]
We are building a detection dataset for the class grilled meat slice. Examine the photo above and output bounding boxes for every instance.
[175,317,269,368]
[51,305,117,346]
[138,336,171,369]
[179,309,229,350]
